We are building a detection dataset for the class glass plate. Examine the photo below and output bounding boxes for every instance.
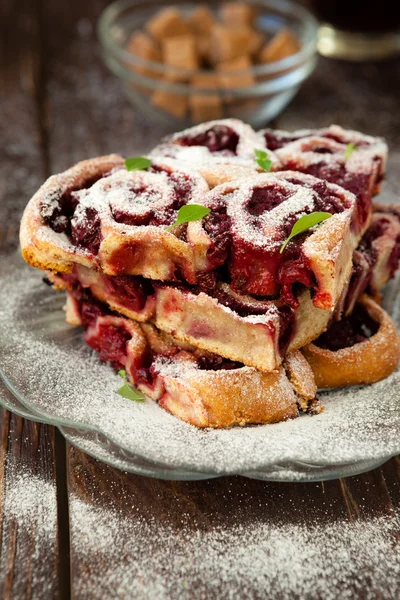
[1,253,399,482]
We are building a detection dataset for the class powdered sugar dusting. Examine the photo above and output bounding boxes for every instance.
[1,255,399,477]
[3,472,57,539]
[69,493,400,600]
[153,354,198,378]
[207,171,355,252]
[150,118,279,179]
[0,468,58,596]
[263,124,388,178]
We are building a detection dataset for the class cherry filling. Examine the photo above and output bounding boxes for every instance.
[277,305,296,355]
[202,201,232,270]
[104,274,154,312]
[110,173,193,229]
[178,125,239,154]
[40,167,198,255]
[67,286,131,367]
[315,304,379,351]
[300,164,371,226]
[246,185,292,215]
[196,354,243,371]
[70,205,102,254]
[227,179,342,303]
[262,130,304,151]
[343,250,372,315]
[87,322,131,366]
[264,129,383,228]
[73,288,247,387]
[40,175,105,254]
[347,214,400,306]
[40,190,78,234]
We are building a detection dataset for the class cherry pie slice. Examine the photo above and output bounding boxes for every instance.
[20,154,212,284]
[68,289,317,428]
[260,124,387,230]
[47,264,340,373]
[150,118,279,187]
[192,170,361,307]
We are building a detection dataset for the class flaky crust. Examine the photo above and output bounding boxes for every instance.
[20,154,125,274]
[20,154,212,283]
[194,171,361,309]
[55,264,334,373]
[81,309,314,428]
[302,296,400,388]
[155,284,334,372]
[150,118,279,187]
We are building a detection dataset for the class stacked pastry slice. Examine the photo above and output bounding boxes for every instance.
[20,119,399,428]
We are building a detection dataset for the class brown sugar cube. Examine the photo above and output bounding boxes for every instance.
[219,3,256,27]
[162,35,199,81]
[126,31,161,62]
[248,30,265,57]
[125,31,162,79]
[210,25,256,63]
[195,34,213,63]
[146,7,190,41]
[151,85,188,119]
[190,74,223,122]
[188,5,216,35]
[217,55,255,89]
[259,28,301,63]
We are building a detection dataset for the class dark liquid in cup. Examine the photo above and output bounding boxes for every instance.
[311,0,400,33]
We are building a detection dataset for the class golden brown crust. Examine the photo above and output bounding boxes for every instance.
[302,296,400,389]
[283,350,317,411]
[158,363,300,428]
[20,154,212,283]
[82,313,308,428]
[56,265,333,373]
[150,118,279,188]
[20,154,125,274]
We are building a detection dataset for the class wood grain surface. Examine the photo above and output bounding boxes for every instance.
[1,0,400,598]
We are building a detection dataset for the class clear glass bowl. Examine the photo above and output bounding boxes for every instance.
[1,253,400,482]
[97,0,318,129]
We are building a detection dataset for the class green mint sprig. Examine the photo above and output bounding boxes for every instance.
[125,157,152,171]
[117,369,145,402]
[254,149,272,172]
[280,212,332,254]
[167,204,211,231]
[344,143,356,161]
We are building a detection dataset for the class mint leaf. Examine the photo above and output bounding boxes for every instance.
[280,212,332,254]
[117,383,145,401]
[167,204,211,231]
[116,370,145,402]
[254,149,272,172]
[125,157,152,171]
[118,369,127,381]
[344,143,356,160]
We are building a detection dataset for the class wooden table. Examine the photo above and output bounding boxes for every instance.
[1,1,400,598]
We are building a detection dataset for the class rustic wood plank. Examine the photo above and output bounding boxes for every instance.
[0,412,60,600]
[67,447,400,600]
[0,1,62,598]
